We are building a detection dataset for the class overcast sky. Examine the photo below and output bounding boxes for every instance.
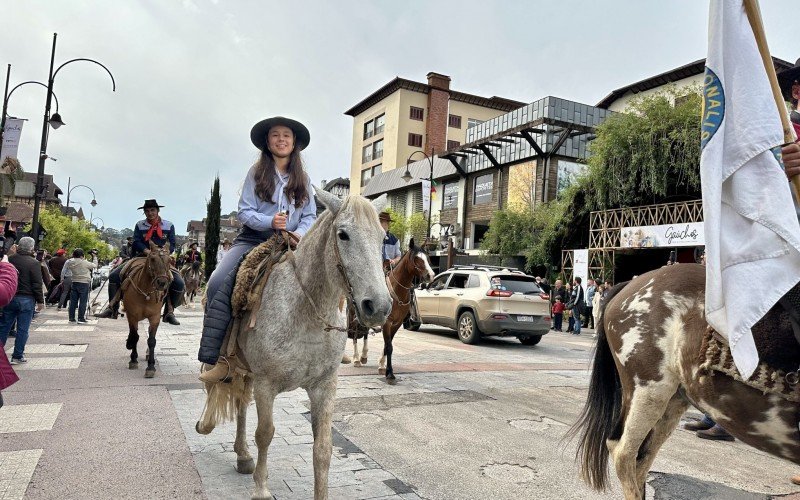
[3,0,796,234]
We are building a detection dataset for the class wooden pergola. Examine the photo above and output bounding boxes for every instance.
[562,199,703,283]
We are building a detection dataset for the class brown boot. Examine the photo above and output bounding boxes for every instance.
[791,475,800,486]
[198,358,232,383]
[696,424,735,441]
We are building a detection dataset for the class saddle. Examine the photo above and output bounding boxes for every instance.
[700,296,800,403]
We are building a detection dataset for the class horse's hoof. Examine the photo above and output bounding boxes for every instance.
[341,357,351,364]
[237,458,255,474]
[378,368,386,375]
[128,361,138,369]
[360,357,368,364]
[144,368,156,378]
[251,490,274,500]
[353,361,362,367]
[195,421,214,435]
[386,377,398,386]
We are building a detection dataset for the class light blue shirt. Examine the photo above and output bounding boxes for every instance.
[237,166,317,236]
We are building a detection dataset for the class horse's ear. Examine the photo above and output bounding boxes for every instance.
[371,194,388,214]
[409,237,416,250]
[314,186,342,215]
[149,240,156,249]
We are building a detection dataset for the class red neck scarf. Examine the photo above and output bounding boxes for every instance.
[144,217,164,242]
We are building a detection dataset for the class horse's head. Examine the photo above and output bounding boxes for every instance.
[191,260,202,272]
[147,240,171,291]
[315,189,393,328]
[406,238,435,284]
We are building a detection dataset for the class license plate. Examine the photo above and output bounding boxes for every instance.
[517,316,535,322]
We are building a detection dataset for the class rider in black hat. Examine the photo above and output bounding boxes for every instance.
[778,58,800,184]
[96,199,185,324]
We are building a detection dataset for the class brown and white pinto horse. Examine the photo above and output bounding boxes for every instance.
[375,239,435,383]
[570,263,800,500]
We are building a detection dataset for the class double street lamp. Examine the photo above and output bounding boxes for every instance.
[65,183,97,210]
[27,33,115,246]
[89,216,104,231]
[402,148,436,243]
[1,67,63,144]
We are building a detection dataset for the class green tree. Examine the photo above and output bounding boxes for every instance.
[33,206,115,261]
[384,208,407,244]
[406,212,428,245]
[204,175,221,280]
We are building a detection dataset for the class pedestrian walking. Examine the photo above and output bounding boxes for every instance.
[58,254,73,311]
[584,278,597,329]
[0,237,44,364]
[565,283,575,332]
[569,277,586,335]
[0,255,19,407]
[66,248,97,323]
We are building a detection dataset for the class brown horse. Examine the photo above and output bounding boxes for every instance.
[570,264,800,500]
[123,241,172,378]
[377,239,435,383]
[181,260,202,307]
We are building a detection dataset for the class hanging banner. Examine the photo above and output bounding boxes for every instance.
[572,249,589,293]
[421,179,431,216]
[1,118,25,169]
[620,222,705,248]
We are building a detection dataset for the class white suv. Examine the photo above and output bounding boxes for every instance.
[409,265,551,345]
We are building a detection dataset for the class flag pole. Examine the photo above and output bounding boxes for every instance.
[743,0,800,201]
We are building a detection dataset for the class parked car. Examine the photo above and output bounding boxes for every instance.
[408,265,551,345]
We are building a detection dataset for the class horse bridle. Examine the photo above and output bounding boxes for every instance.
[387,250,427,306]
[131,247,172,301]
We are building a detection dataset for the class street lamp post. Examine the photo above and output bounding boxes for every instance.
[30,33,116,247]
[402,148,436,243]
[1,65,62,157]
[89,216,104,231]
[65,180,97,210]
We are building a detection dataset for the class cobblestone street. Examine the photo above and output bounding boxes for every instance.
[0,306,799,499]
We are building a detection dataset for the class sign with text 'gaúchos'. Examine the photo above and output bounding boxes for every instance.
[620,222,704,248]
[1,118,25,170]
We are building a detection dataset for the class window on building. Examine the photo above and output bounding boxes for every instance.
[390,192,407,215]
[446,140,460,150]
[408,133,423,147]
[442,182,458,209]
[374,114,385,134]
[556,160,587,199]
[412,188,423,213]
[363,120,374,140]
[448,114,462,129]
[13,181,34,198]
[473,173,493,205]
[371,164,382,177]
[410,106,424,121]
[373,139,384,160]
[467,118,483,129]
[472,222,490,248]
[360,168,373,187]
[362,144,372,164]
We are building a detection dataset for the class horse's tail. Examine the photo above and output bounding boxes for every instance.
[566,281,629,491]
[196,371,252,434]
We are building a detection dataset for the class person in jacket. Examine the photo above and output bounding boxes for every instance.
[58,254,73,311]
[96,200,185,325]
[0,237,44,364]
[584,279,597,329]
[48,249,67,287]
[66,248,97,323]
[119,236,133,260]
[569,277,586,336]
[379,212,401,272]
[0,253,19,407]
[218,238,232,263]
[198,116,317,383]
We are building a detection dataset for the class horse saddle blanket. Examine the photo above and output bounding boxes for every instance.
[231,233,290,320]
[700,299,800,403]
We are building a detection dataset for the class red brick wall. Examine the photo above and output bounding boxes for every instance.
[425,73,450,155]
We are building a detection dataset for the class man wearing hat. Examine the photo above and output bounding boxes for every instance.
[119,236,134,260]
[180,241,203,275]
[380,212,401,272]
[778,58,800,185]
[97,199,185,325]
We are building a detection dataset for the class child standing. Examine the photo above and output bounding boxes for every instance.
[552,296,565,332]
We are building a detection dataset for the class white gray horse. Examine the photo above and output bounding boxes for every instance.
[195,189,392,500]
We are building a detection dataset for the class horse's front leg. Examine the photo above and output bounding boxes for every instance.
[352,336,361,367]
[252,380,278,500]
[236,376,255,474]
[360,334,368,365]
[144,314,159,378]
[385,330,396,384]
[307,377,337,500]
[126,318,139,370]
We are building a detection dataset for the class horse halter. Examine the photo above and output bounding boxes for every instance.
[387,250,427,306]
[132,247,172,300]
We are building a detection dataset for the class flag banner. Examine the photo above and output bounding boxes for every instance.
[0,118,25,167]
[421,179,431,216]
[702,0,800,378]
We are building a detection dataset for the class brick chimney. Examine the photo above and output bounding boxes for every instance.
[425,72,451,156]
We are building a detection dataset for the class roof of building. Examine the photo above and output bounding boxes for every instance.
[361,156,458,198]
[344,76,526,117]
[0,202,34,223]
[323,177,350,191]
[187,220,204,232]
[596,57,794,109]
[0,172,63,201]
[187,216,241,233]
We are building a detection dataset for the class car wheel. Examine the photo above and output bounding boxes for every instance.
[457,311,481,344]
[518,335,542,346]
[403,318,421,331]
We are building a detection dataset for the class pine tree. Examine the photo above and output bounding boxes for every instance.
[205,176,221,280]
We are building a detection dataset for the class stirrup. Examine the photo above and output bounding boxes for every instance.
[198,358,233,384]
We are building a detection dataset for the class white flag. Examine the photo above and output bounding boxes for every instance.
[702,0,800,378]
[0,118,25,166]
[421,179,431,216]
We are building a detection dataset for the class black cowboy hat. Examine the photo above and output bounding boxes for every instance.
[189,241,198,248]
[137,199,164,210]
[250,116,310,152]
[778,58,800,101]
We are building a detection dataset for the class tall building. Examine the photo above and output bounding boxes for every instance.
[345,72,525,195]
